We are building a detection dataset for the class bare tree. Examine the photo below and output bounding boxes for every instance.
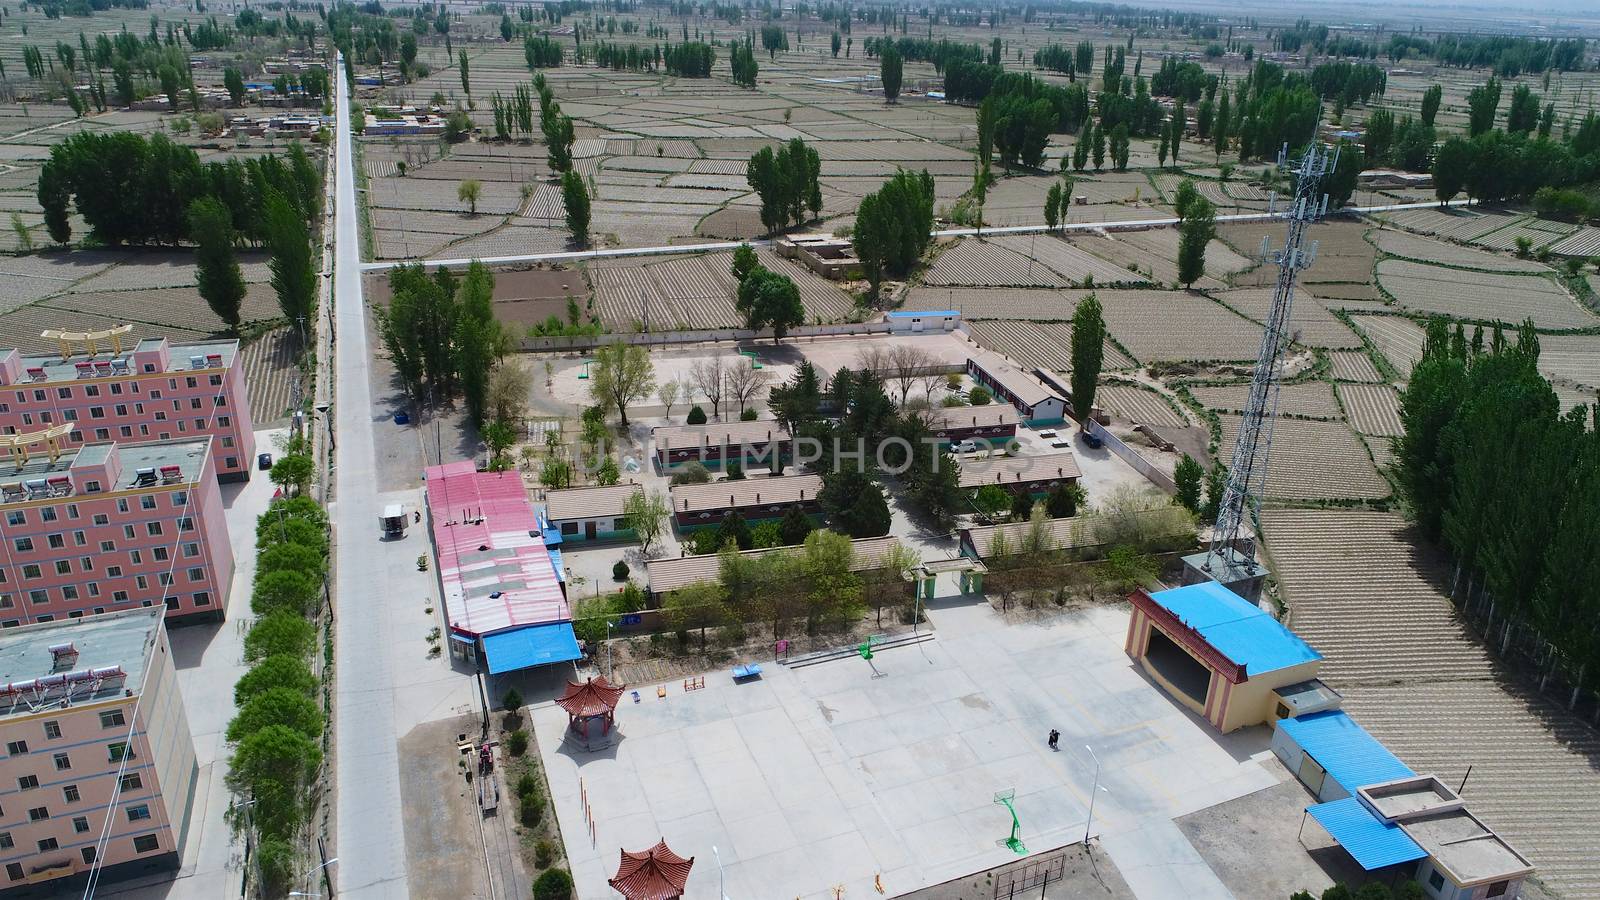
[886,344,934,408]
[690,357,726,420]
[726,360,773,417]
[656,380,681,421]
[916,369,945,407]
[855,345,892,381]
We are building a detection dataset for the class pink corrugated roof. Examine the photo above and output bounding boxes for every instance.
[425,461,568,638]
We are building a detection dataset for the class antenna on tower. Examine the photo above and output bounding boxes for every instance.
[1186,139,1337,601]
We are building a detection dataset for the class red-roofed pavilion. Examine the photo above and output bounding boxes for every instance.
[608,839,693,899]
[557,676,625,737]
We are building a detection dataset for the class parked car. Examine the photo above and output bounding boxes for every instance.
[258,452,274,470]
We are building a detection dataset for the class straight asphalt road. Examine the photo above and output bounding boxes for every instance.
[332,57,411,899]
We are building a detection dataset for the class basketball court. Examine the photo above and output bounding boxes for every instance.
[531,587,1283,899]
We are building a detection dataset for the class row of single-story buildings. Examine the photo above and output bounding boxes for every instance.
[1125,581,1534,899]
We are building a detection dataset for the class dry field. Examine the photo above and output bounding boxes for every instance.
[1189,381,1344,420]
[1262,509,1600,900]
[1095,383,1187,428]
[965,319,1136,373]
[1327,350,1385,383]
[1077,230,1234,290]
[1215,414,1389,501]
[1367,229,1553,273]
[901,287,1076,321]
[924,238,1072,288]
[1471,218,1576,253]
[1375,259,1595,329]
[1087,289,1265,364]
[1217,219,1376,288]
[1348,314,1427,378]
[1212,288,1363,350]
[1378,205,1522,242]
[585,247,854,331]
[1336,383,1404,437]
[1549,227,1600,258]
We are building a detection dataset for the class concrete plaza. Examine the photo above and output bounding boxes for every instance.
[533,586,1283,900]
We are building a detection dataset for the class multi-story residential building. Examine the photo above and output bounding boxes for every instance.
[0,434,233,626]
[0,608,197,891]
[0,336,255,484]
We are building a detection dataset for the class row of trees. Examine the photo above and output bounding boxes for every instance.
[373,261,513,428]
[1395,318,1600,709]
[1432,124,1600,207]
[852,169,936,300]
[228,494,329,894]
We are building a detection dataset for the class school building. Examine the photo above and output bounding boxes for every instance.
[957,452,1081,497]
[543,483,643,543]
[668,474,824,531]
[650,420,791,472]
[923,405,1018,448]
[965,349,1067,425]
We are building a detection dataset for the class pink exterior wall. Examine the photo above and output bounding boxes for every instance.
[0,341,257,483]
[0,441,234,625]
[0,615,195,886]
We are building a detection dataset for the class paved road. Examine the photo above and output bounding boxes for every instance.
[358,198,1466,273]
[331,57,412,900]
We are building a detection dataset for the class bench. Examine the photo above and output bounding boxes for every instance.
[731,664,763,681]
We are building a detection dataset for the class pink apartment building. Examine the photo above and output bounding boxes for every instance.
[0,608,197,891]
[0,337,256,484]
[0,434,234,626]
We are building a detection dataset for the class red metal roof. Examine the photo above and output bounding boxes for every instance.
[556,676,625,719]
[608,839,693,900]
[425,461,568,638]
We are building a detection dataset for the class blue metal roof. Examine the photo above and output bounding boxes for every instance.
[1147,581,1322,675]
[1307,797,1426,871]
[887,309,959,317]
[482,623,582,674]
[1277,710,1415,794]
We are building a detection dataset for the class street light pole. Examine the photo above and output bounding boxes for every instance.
[1083,744,1101,846]
[711,844,730,900]
[605,619,616,678]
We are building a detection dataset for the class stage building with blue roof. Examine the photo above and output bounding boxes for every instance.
[1125,581,1334,732]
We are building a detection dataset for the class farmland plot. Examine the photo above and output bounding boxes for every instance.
[1547,226,1600,258]
[1077,232,1230,289]
[751,249,857,323]
[1368,229,1552,273]
[1090,290,1266,363]
[69,253,273,293]
[1096,383,1187,427]
[1375,259,1595,329]
[1469,219,1574,252]
[901,287,1075,321]
[1348,315,1426,377]
[967,319,1136,373]
[1533,333,1600,390]
[1216,414,1389,500]
[1379,206,1520,241]
[1337,383,1404,437]
[43,283,281,332]
[1190,381,1344,420]
[923,238,1070,288]
[1220,219,1377,287]
[1113,227,1253,277]
[1328,351,1384,383]
[1213,288,1362,349]
[989,234,1145,285]
[0,304,207,354]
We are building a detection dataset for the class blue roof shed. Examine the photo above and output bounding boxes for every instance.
[1147,581,1322,676]
[1307,797,1427,871]
[1277,710,1415,796]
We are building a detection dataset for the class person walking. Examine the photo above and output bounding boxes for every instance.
[1048,729,1060,750]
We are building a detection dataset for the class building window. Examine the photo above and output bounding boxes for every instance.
[53,752,70,771]
[134,834,160,854]
[62,586,78,602]
[140,495,157,510]
[225,457,238,470]
[164,597,179,612]
[43,721,60,740]
[122,525,135,540]
[5,863,20,881]
[194,592,212,607]
[129,550,142,566]
[113,590,129,603]
[36,837,57,852]
[80,846,95,864]
[1428,871,1445,891]
[100,709,126,729]
[21,564,40,579]
[27,806,47,821]
[1487,882,1509,898]
[0,833,10,849]
[54,561,70,576]
[153,547,168,562]
[28,589,48,605]
[40,508,57,523]
[62,785,78,803]
[147,521,163,537]
[92,513,109,526]
[188,567,205,583]
[173,491,187,507]
[126,804,151,822]
[47,533,65,549]
[12,537,32,552]
[222,435,234,447]
[8,739,29,755]
[183,543,200,558]
[5,511,23,526]
[16,775,37,790]
[100,541,115,553]
[108,742,132,762]
[119,772,142,791]
[73,816,89,834]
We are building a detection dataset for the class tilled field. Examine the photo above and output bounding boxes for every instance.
[1189,381,1344,420]
[1077,231,1231,290]
[924,238,1072,288]
[1089,290,1266,363]
[966,319,1136,373]
[989,234,1146,286]
[1470,218,1575,253]
[1379,206,1522,241]
[1213,288,1363,349]
[1368,229,1554,273]
[1262,509,1600,900]
[1095,383,1187,427]
[1337,383,1404,436]
[1327,350,1384,383]
[1535,334,1600,390]
[1549,226,1600,258]
[1218,219,1376,288]
[1376,259,1596,329]
[1216,414,1388,500]
[901,287,1076,320]
[1349,314,1426,377]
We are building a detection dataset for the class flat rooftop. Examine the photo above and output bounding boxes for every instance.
[108,438,211,489]
[652,419,792,453]
[0,437,209,503]
[922,404,1018,433]
[0,608,161,720]
[542,482,643,522]
[7,338,239,385]
[957,451,1081,490]
[1404,808,1536,885]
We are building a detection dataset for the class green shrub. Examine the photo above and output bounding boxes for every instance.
[243,612,316,662]
[535,838,557,868]
[968,385,992,405]
[740,407,758,420]
[520,789,546,827]
[612,560,630,581]
[517,773,540,800]
[532,868,573,900]
[502,688,523,712]
[670,461,712,486]
[234,655,317,706]
[686,405,707,425]
[506,730,529,756]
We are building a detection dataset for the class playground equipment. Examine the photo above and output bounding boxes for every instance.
[994,789,1026,855]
